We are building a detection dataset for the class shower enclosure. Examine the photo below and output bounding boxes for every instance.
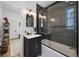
[37,1,78,57]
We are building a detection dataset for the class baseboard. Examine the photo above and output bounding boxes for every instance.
[10,37,20,40]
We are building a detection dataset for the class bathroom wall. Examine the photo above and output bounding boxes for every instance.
[0,2,37,56]
[0,4,3,46]
[1,2,37,37]
[20,9,36,34]
[20,9,37,57]
[2,3,21,39]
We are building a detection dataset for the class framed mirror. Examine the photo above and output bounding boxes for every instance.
[26,14,34,27]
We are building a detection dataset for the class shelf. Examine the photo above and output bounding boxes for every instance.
[3,33,9,36]
[3,39,8,41]
[1,19,9,54]
[3,27,9,30]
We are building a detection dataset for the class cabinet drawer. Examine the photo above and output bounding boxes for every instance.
[24,36,41,57]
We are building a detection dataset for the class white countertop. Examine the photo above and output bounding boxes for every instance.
[24,34,42,39]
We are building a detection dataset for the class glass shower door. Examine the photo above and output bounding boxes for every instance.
[39,1,77,57]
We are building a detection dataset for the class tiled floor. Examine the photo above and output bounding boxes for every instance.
[10,39,20,57]
[1,39,20,57]
[1,44,10,57]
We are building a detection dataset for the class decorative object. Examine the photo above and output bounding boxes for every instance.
[1,17,9,54]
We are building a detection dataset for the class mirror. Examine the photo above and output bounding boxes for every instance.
[26,14,34,27]
[39,17,47,34]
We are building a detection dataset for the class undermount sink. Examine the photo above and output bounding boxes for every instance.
[24,34,41,39]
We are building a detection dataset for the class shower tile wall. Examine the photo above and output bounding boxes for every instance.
[47,4,76,47]
[39,1,77,56]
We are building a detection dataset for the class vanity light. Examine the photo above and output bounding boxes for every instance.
[28,9,35,16]
[29,11,33,16]
[70,2,73,4]
[65,1,69,2]
[28,9,31,15]
[65,1,73,5]
[39,14,42,18]
[43,16,46,19]
[50,18,55,22]
[32,12,36,16]
[23,9,28,14]
[39,14,47,21]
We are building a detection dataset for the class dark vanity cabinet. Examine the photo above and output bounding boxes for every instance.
[24,36,41,57]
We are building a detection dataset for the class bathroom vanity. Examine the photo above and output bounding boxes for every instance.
[24,34,42,57]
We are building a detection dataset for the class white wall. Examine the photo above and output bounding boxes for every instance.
[20,9,36,33]
[1,2,37,56]
[20,9,37,56]
[0,3,22,56]
[19,5,37,57]
[2,2,37,39]
[2,4,21,39]
[0,4,3,43]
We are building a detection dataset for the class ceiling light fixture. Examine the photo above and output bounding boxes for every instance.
[50,18,55,22]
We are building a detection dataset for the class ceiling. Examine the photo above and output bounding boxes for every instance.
[2,1,55,12]
[37,1,55,7]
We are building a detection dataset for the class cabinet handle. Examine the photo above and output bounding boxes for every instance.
[35,43,37,48]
